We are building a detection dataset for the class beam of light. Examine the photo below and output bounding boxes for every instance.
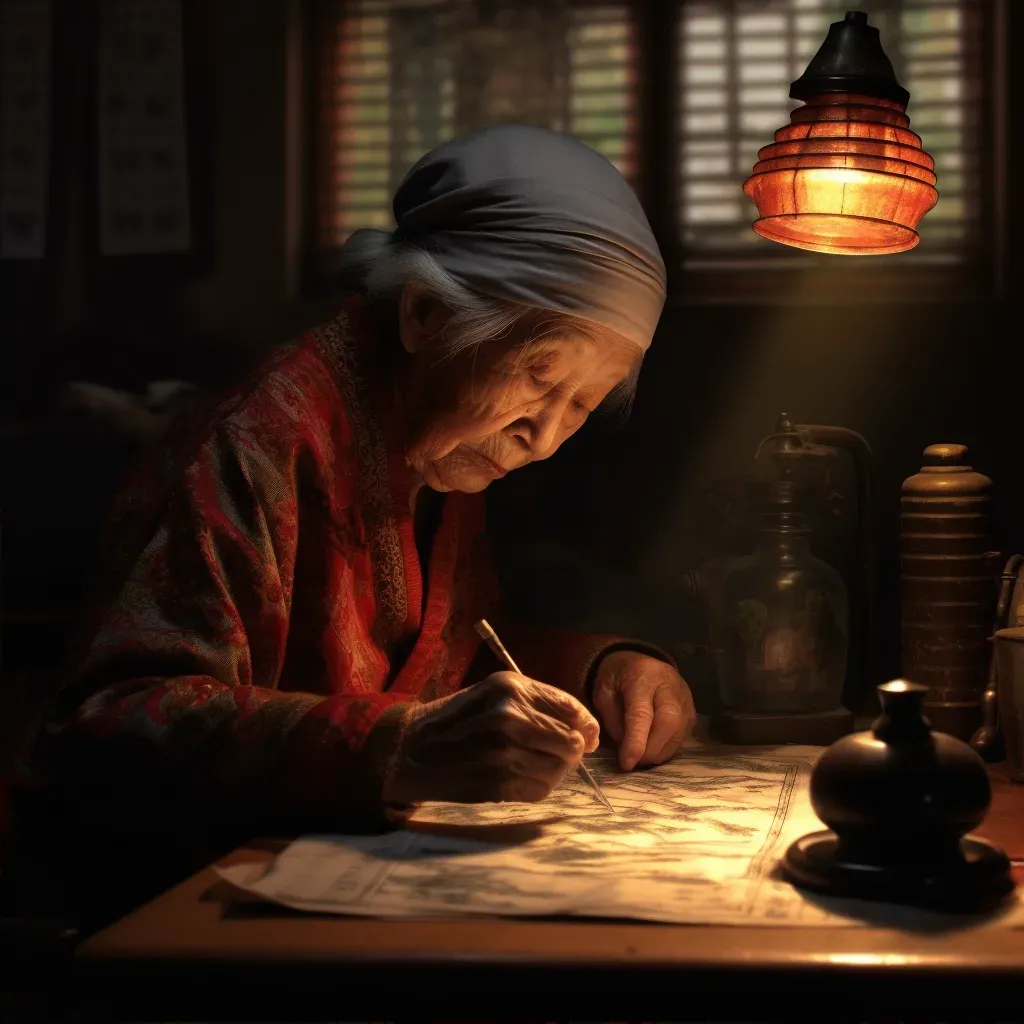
[638,265,909,588]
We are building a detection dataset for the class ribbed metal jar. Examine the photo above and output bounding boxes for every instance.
[901,444,994,741]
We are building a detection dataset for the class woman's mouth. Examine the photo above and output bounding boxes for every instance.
[463,446,507,478]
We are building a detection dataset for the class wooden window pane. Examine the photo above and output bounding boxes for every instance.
[314,0,640,249]
[675,0,984,273]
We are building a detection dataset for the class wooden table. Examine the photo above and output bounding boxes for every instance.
[74,774,1024,1022]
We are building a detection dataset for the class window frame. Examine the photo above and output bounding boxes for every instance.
[658,0,1005,305]
[301,0,648,297]
[303,0,1005,305]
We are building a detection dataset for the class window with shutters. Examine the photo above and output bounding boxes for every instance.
[311,0,640,252]
[676,0,990,281]
[308,0,1000,298]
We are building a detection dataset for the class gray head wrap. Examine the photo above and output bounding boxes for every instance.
[340,124,666,349]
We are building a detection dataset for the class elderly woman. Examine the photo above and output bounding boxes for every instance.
[14,125,694,921]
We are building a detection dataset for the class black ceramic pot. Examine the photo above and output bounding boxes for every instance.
[782,680,1014,911]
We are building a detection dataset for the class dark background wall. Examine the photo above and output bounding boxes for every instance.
[2,0,1022,750]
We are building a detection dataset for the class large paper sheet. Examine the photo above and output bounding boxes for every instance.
[218,745,1024,927]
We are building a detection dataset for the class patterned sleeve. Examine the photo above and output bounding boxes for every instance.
[41,423,410,839]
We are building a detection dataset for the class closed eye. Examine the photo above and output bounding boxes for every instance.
[528,371,594,416]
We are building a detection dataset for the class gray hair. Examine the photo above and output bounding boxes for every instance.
[337,229,640,417]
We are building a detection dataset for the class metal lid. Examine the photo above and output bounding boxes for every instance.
[921,443,971,470]
[902,442,992,495]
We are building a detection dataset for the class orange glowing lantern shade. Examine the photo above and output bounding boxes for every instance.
[742,10,938,256]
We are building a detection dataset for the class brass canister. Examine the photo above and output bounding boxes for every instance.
[901,444,994,741]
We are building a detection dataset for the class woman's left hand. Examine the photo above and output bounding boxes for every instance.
[592,651,696,770]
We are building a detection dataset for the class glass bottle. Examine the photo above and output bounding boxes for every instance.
[711,480,848,714]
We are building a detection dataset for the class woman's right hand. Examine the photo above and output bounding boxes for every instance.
[383,672,600,805]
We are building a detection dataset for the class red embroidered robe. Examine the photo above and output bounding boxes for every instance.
[25,299,661,854]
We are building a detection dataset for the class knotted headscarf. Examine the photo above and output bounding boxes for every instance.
[340,124,667,350]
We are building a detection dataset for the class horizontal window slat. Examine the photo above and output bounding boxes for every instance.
[317,0,639,245]
[674,0,982,274]
[313,0,986,285]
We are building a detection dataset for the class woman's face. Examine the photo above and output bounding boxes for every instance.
[397,290,643,494]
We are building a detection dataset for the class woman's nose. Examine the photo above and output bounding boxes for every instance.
[521,407,565,461]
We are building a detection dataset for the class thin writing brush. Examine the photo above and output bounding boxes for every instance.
[474,619,615,813]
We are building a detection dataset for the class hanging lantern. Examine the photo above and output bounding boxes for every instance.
[742,10,938,256]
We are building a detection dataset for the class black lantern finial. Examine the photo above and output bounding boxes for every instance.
[789,10,909,107]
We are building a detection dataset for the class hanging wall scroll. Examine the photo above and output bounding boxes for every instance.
[96,0,191,256]
[0,0,53,260]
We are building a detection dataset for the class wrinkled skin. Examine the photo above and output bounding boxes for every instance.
[387,286,696,800]
[592,651,696,770]
[395,285,642,494]
[384,672,600,805]
[384,653,695,805]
